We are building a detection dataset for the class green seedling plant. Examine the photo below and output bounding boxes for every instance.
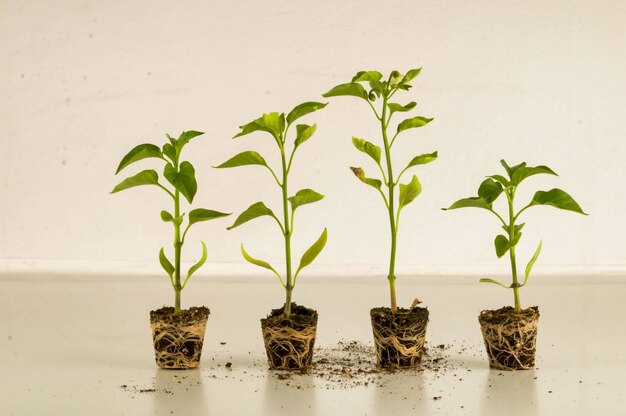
[323,69,437,313]
[216,102,328,317]
[443,160,587,313]
[112,131,230,313]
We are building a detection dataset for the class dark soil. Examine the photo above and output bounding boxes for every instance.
[479,306,539,371]
[260,303,318,370]
[370,307,429,368]
[149,306,210,325]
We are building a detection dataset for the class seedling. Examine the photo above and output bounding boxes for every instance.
[216,102,328,317]
[112,131,230,313]
[323,69,437,313]
[444,160,587,312]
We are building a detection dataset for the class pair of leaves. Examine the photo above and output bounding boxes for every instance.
[499,160,557,186]
[240,228,328,286]
[234,102,326,141]
[480,240,543,289]
[493,233,522,258]
[159,241,208,287]
[163,162,197,203]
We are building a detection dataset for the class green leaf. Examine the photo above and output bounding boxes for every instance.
[188,209,231,226]
[489,174,510,187]
[322,82,369,100]
[294,124,317,148]
[259,112,285,139]
[352,71,383,83]
[502,223,525,235]
[352,137,381,164]
[388,101,417,114]
[162,143,176,162]
[295,228,328,279]
[163,162,197,203]
[477,178,504,203]
[214,151,268,169]
[233,119,267,139]
[494,234,510,258]
[241,244,284,287]
[288,189,324,211]
[479,277,509,289]
[399,175,422,209]
[186,241,207,282]
[400,68,422,84]
[529,188,587,215]
[111,169,159,193]
[159,248,174,279]
[397,116,434,134]
[403,151,438,170]
[511,165,557,185]
[160,210,173,222]
[500,160,527,179]
[176,131,204,148]
[443,197,492,211]
[115,144,163,174]
[350,167,382,190]
[287,102,327,125]
[227,201,276,230]
[522,240,543,286]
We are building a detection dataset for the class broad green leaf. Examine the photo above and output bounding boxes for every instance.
[489,174,510,186]
[389,70,404,86]
[294,124,317,148]
[322,82,368,100]
[500,160,527,179]
[397,116,434,134]
[227,201,276,230]
[166,133,176,146]
[494,234,510,258]
[443,197,492,211]
[186,241,207,283]
[352,137,381,164]
[176,131,204,148]
[522,240,543,286]
[214,151,268,169]
[163,162,197,203]
[188,209,231,226]
[233,119,267,139]
[111,169,159,193]
[399,175,422,209]
[241,244,284,287]
[529,188,587,215]
[388,101,417,114]
[162,143,176,162]
[258,112,285,139]
[479,277,509,289]
[286,102,327,125]
[350,167,382,190]
[477,178,504,203]
[400,68,422,84]
[160,210,173,222]
[510,231,522,247]
[295,228,328,279]
[115,143,163,174]
[352,71,383,83]
[288,189,324,211]
[159,247,174,278]
[403,151,438,170]
[511,165,557,185]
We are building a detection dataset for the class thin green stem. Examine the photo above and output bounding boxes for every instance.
[173,188,182,313]
[506,189,521,313]
[489,209,507,227]
[279,141,293,317]
[157,183,175,200]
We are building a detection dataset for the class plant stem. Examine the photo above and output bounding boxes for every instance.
[381,95,398,313]
[280,144,293,317]
[174,188,182,313]
[507,190,521,313]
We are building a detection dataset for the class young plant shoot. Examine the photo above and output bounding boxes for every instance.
[323,69,437,313]
[444,160,587,313]
[216,102,328,318]
[112,131,230,313]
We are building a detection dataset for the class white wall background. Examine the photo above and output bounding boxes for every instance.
[1,0,625,277]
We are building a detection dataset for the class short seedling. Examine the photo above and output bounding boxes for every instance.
[444,160,587,312]
[323,69,437,313]
[216,102,328,317]
[112,131,230,313]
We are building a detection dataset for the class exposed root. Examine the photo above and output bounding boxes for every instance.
[370,307,429,369]
[479,306,539,371]
[261,303,318,370]
[149,306,209,369]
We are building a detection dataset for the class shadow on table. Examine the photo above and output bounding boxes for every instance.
[152,368,208,414]
[371,368,429,413]
[479,369,539,416]
[262,370,317,416]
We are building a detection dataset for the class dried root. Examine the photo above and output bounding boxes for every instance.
[370,307,429,369]
[261,304,318,370]
[149,306,209,369]
[479,306,539,371]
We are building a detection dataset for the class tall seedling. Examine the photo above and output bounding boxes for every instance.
[216,102,328,317]
[323,69,437,312]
